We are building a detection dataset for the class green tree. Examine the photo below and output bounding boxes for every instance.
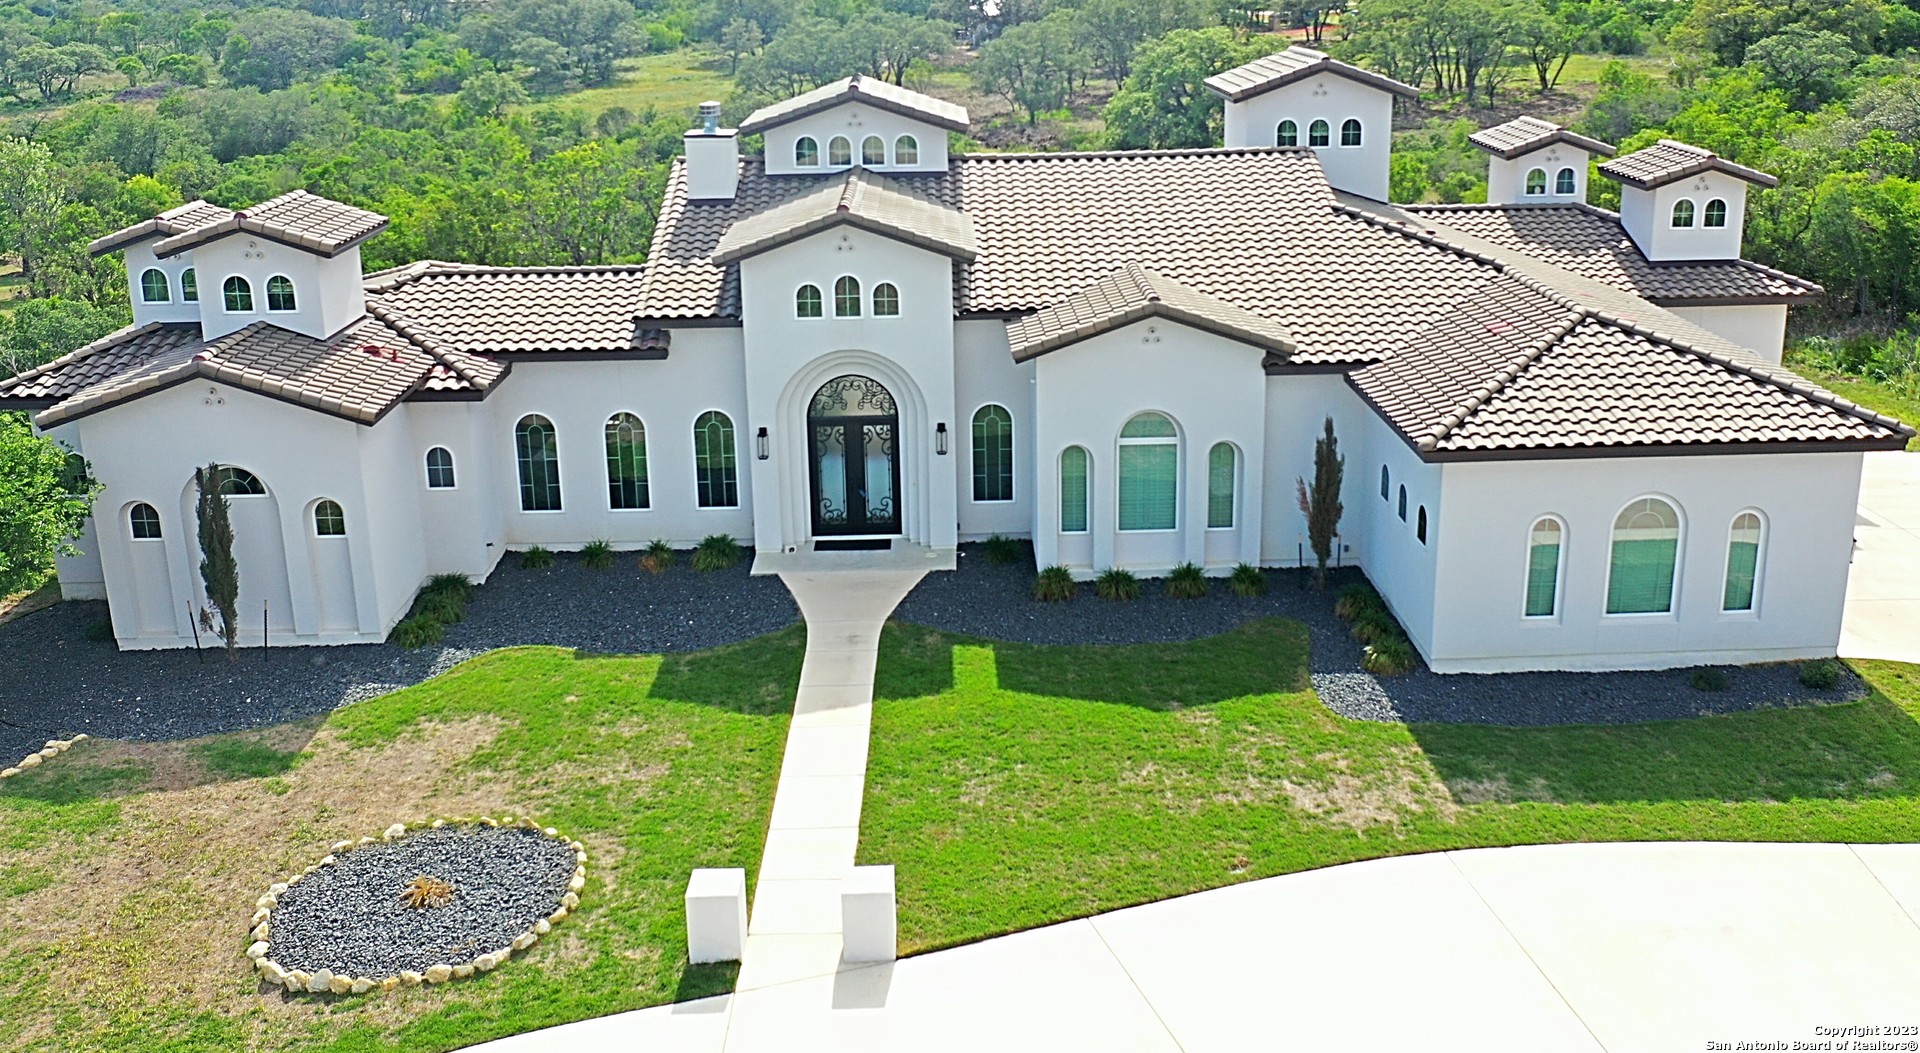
[1745,27,1859,109]
[1294,416,1345,591]
[1075,0,1212,82]
[455,71,531,121]
[0,299,130,380]
[219,11,357,91]
[970,11,1086,125]
[720,17,764,74]
[195,464,241,663]
[0,415,96,599]
[1104,28,1274,149]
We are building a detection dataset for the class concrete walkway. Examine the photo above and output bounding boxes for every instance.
[467,840,1920,1053]
[1843,450,1920,664]
[735,569,924,992]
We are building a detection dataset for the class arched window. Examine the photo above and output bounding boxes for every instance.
[1059,445,1089,533]
[1207,442,1236,529]
[796,284,823,318]
[872,282,900,316]
[1308,119,1330,147]
[1671,199,1695,228]
[181,268,198,302]
[1340,118,1362,147]
[140,268,170,303]
[222,276,253,313]
[828,136,852,165]
[1607,497,1681,614]
[1276,120,1298,147]
[1397,484,1407,521]
[972,404,1013,502]
[313,499,346,537]
[1555,167,1576,195]
[207,465,264,495]
[1723,511,1763,611]
[265,275,296,312]
[1380,464,1390,500]
[834,275,861,317]
[515,414,562,511]
[1704,198,1728,228]
[693,411,738,508]
[1524,517,1563,617]
[425,447,455,489]
[1525,168,1548,196]
[894,135,918,164]
[795,136,819,166]
[605,413,649,510]
[129,502,163,540]
[1119,412,1177,531]
[1416,506,1428,544]
[861,135,885,165]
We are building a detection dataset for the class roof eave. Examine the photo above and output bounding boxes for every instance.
[152,219,390,260]
[738,93,969,137]
[712,213,976,266]
[1420,435,1914,462]
[1204,62,1420,102]
[1009,301,1294,363]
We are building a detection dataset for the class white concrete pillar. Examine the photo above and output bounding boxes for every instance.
[685,868,747,964]
[841,864,897,963]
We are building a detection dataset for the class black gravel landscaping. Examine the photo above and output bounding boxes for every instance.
[268,824,575,978]
[0,552,797,762]
[892,544,1870,727]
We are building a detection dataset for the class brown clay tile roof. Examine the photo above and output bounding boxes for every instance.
[150,190,389,259]
[1398,203,1819,305]
[89,200,237,256]
[738,75,969,136]
[1005,263,1295,361]
[0,323,207,406]
[1203,46,1419,102]
[711,169,978,264]
[1468,116,1614,159]
[1599,139,1777,190]
[365,266,650,354]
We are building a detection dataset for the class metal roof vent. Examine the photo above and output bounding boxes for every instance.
[699,101,722,135]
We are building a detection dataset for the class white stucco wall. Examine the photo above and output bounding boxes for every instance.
[1666,304,1788,363]
[408,400,508,579]
[1260,374,1375,571]
[1221,77,1395,201]
[1350,408,1442,649]
[1486,146,1591,206]
[954,320,1032,541]
[1425,451,1861,672]
[761,103,950,176]
[184,237,366,340]
[1619,178,1748,262]
[1032,320,1267,576]
[38,422,108,600]
[123,241,204,327]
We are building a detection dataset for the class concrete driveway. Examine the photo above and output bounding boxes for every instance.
[1843,450,1920,663]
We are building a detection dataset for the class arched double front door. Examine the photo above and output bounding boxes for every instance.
[808,374,901,537]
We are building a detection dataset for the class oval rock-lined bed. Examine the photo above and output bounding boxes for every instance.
[249,819,586,995]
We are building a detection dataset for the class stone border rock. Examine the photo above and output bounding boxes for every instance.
[248,815,587,996]
[0,733,88,778]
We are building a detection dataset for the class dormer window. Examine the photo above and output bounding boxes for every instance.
[140,268,170,303]
[1525,168,1548,196]
[266,275,296,312]
[862,135,884,166]
[1341,119,1362,146]
[829,136,852,166]
[796,136,820,167]
[895,135,918,164]
[1555,167,1576,194]
[222,276,253,312]
[1308,119,1330,147]
[1671,200,1695,228]
[1277,120,1298,146]
[181,268,198,302]
[1704,199,1728,228]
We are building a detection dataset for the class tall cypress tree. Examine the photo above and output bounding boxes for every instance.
[195,464,241,663]
[1294,415,1345,591]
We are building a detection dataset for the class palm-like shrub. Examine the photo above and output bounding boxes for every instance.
[982,534,1025,565]
[1229,563,1267,597]
[1034,565,1076,602]
[391,616,445,648]
[1164,562,1208,599]
[693,534,742,571]
[1095,567,1141,601]
[520,545,555,569]
[581,539,615,570]
[1334,583,1385,621]
[640,538,675,573]
[1361,638,1416,675]
[1350,609,1401,646]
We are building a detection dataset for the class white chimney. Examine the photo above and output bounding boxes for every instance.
[684,101,739,202]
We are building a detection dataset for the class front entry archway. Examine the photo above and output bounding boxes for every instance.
[808,375,902,537]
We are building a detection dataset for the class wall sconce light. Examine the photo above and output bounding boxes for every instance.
[756,426,769,460]
[935,422,948,455]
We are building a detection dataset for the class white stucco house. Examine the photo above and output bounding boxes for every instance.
[2,48,1910,673]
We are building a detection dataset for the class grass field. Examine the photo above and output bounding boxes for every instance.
[534,50,736,124]
[859,621,1920,954]
[0,628,803,1053]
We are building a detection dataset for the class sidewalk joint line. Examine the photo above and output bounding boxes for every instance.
[1087,918,1191,1053]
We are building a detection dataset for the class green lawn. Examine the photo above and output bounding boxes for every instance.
[536,50,736,124]
[859,621,1920,954]
[0,628,803,1053]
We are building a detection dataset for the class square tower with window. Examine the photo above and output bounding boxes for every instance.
[1471,117,1615,205]
[1601,140,1775,262]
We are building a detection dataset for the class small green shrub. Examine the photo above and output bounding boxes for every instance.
[1034,565,1076,602]
[414,592,467,626]
[640,539,675,574]
[422,573,473,602]
[581,539,615,571]
[1361,638,1417,676]
[1798,658,1844,690]
[982,534,1025,565]
[1350,609,1402,646]
[1334,583,1385,622]
[390,615,445,648]
[693,534,742,572]
[1165,562,1208,599]
[84,619,114,642]
[1689,667,1730,692]
[520,546,555,569]
[1095,567,1141,601]
[1229,563,1267,597]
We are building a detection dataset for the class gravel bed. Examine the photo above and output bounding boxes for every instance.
[0,552,798,761]
[268,825,575,978]
[892,545,1868,727]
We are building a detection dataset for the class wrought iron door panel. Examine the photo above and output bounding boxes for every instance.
[808,375,901,537]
